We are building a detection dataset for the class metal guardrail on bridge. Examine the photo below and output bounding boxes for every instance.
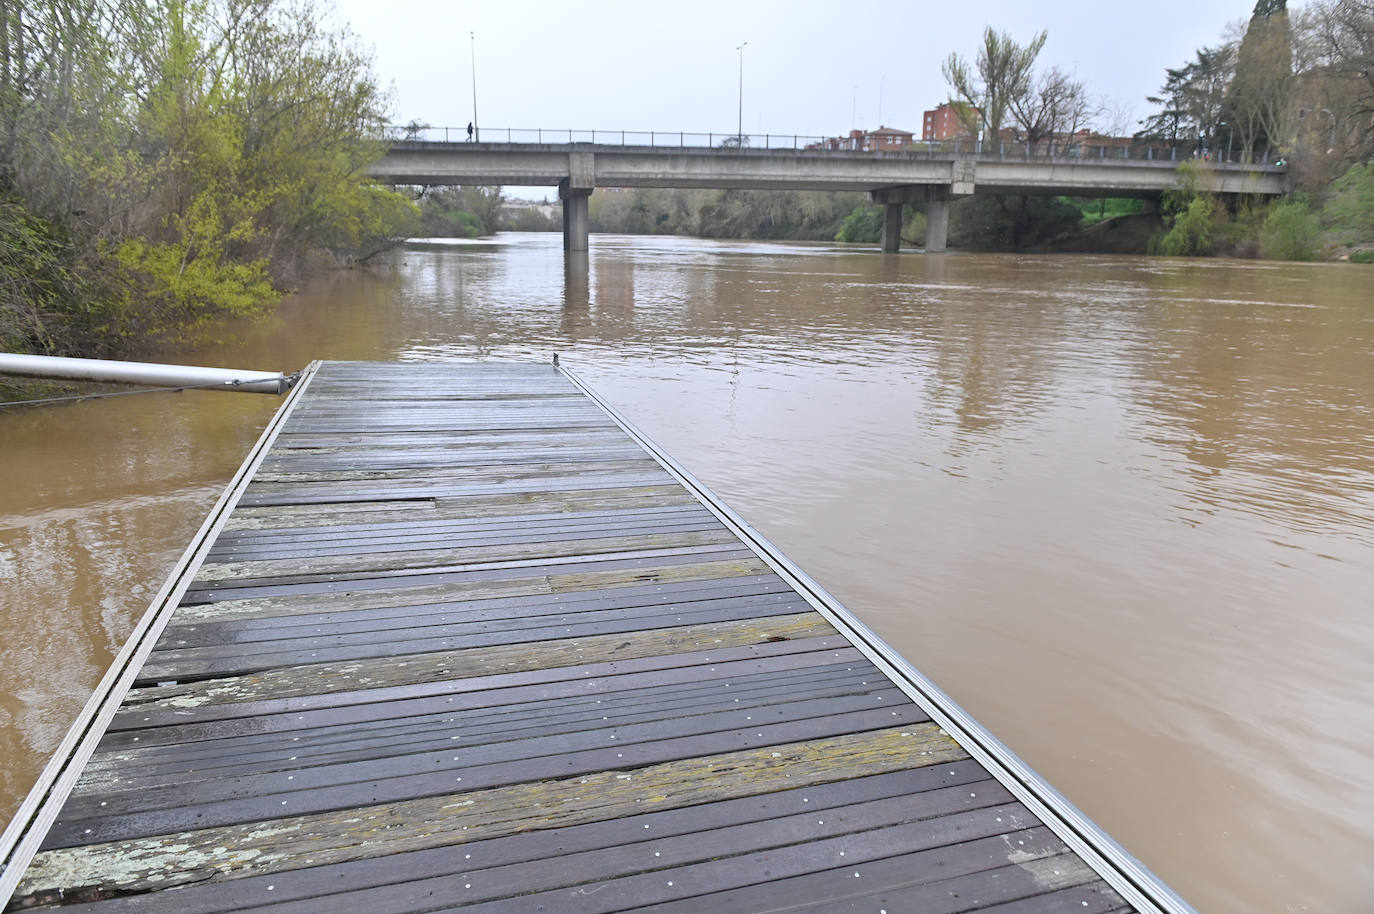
[380,125,1282,166]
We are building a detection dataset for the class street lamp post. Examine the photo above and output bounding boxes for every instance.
[470,32,479,142]
[1320,108,1337,150]
[736,41,747,146]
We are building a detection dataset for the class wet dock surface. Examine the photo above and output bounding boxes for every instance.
[1,361,1168,912]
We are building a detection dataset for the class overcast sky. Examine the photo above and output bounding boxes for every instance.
[328,0,1254,140]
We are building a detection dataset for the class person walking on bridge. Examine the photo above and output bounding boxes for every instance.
[467,122,474,141]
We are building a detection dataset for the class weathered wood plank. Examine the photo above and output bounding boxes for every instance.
[36,768,996,913]
[121,612,835,711]
[14,727,967,905]
[387,814,1060,914]
[107,636,863,737]
[138,594,813,680]
[58,692,921,827]
[82,665,884,784]
[181,545,761,602]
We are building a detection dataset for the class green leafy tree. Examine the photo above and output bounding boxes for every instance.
[1224,0,1294,161]
[1157,196,1217,255]
[942,27,1047,144]
[0,0,417,358]
[1138,45,1235,151]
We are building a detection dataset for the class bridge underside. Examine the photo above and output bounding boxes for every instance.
[371,143,1288,254]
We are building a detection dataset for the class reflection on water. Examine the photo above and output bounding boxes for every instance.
[2,234,1371,913]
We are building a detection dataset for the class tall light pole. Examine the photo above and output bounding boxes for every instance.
[736,41,747,145]
[470,31,479,142]
[1320,107,1337,150]
[878,73,886,126]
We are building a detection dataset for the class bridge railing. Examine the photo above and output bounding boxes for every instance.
[380,126,1280,166]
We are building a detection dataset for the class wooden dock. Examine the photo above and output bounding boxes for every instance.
[0,361,1190,913]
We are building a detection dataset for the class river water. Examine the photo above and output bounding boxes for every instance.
[1,233,1371,912]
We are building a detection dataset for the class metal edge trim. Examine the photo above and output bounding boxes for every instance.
[0,361,323,906]
[557,362,1197,914]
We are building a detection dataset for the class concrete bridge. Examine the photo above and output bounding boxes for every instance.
[368,138,1289,253]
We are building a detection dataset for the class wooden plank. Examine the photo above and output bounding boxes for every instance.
[206,792,1031,914]
[614,845,1095,914]
[161,575,792,636]
[138,595,814,680]
[385,815,1061,914]
[61,691,919,822]
[200,518,729,563]
[13,727,966,906]
[107,637,864,738]
[42,768,995,913]
[120,612,836,712]
[182,544,761,602]
[81,666,884,785]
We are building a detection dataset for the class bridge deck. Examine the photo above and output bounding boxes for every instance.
[1,361,1179,913]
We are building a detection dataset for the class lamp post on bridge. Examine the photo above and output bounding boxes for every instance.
[470,31,479,142]
[736,41,747,147]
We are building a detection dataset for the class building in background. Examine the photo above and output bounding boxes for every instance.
[808,126,914,152]
[922,103,979,141]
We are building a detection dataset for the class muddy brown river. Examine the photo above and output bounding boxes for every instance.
[2,234,1371,912]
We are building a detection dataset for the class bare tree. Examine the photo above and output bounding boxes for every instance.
[1306,0,1374,156]
[942,26,1047,145]
[1009,66,1099,153]
[1095,96,1139,138]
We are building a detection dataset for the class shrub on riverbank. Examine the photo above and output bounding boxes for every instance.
[1260,199,1321,261]
[0,0,416,360]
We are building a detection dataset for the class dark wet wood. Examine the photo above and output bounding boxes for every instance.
[3,361,1137,913]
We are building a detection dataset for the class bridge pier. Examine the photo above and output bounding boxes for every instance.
[881,203,903,253]
[925,198,949,253]
[559,182,591,252]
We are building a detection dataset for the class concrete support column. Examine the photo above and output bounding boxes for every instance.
[881,202,903,253]
[925,199,950,253]
[559,182,591,252]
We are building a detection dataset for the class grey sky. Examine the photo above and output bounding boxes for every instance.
[330,0,1254,139]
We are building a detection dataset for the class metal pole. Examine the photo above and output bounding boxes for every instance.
[737,41,747,145]
[0,354,290,394]
[470,32,479,142]
[1321,108,1336,149]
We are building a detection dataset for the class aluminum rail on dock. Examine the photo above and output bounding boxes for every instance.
[0,353,292,394]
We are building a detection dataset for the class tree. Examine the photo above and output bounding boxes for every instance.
[1306,0,1374,159]
[942,27,1047,145]
[0,0,417,358]
[1138,44,1235,150]
[1224,0,1295,161]
[1009,66,1098,153]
